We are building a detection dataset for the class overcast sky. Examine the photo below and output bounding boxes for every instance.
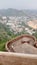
[0,0,37,10]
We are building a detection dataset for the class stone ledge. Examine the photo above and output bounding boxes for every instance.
[0,52,37,65]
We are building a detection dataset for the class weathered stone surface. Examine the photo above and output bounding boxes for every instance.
[0,52,37,65]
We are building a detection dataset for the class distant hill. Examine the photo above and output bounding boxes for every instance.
[0,8,25,16]
[0,8,37,16]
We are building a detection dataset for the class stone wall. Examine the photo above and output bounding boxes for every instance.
[0,52,37,65]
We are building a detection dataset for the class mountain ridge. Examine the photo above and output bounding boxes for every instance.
[0,8,37,16]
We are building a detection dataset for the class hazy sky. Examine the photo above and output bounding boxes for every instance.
[0,0,37,10]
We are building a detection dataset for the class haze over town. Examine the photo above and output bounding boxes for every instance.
[0,0,37,10]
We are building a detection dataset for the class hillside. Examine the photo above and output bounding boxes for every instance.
[0,23,21,51]
[0,23,13,51]
[0,8,25,16]
[0,8,37,16]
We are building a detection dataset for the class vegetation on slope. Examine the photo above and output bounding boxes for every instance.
[0,23,13,51]
[0,22,37,51]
